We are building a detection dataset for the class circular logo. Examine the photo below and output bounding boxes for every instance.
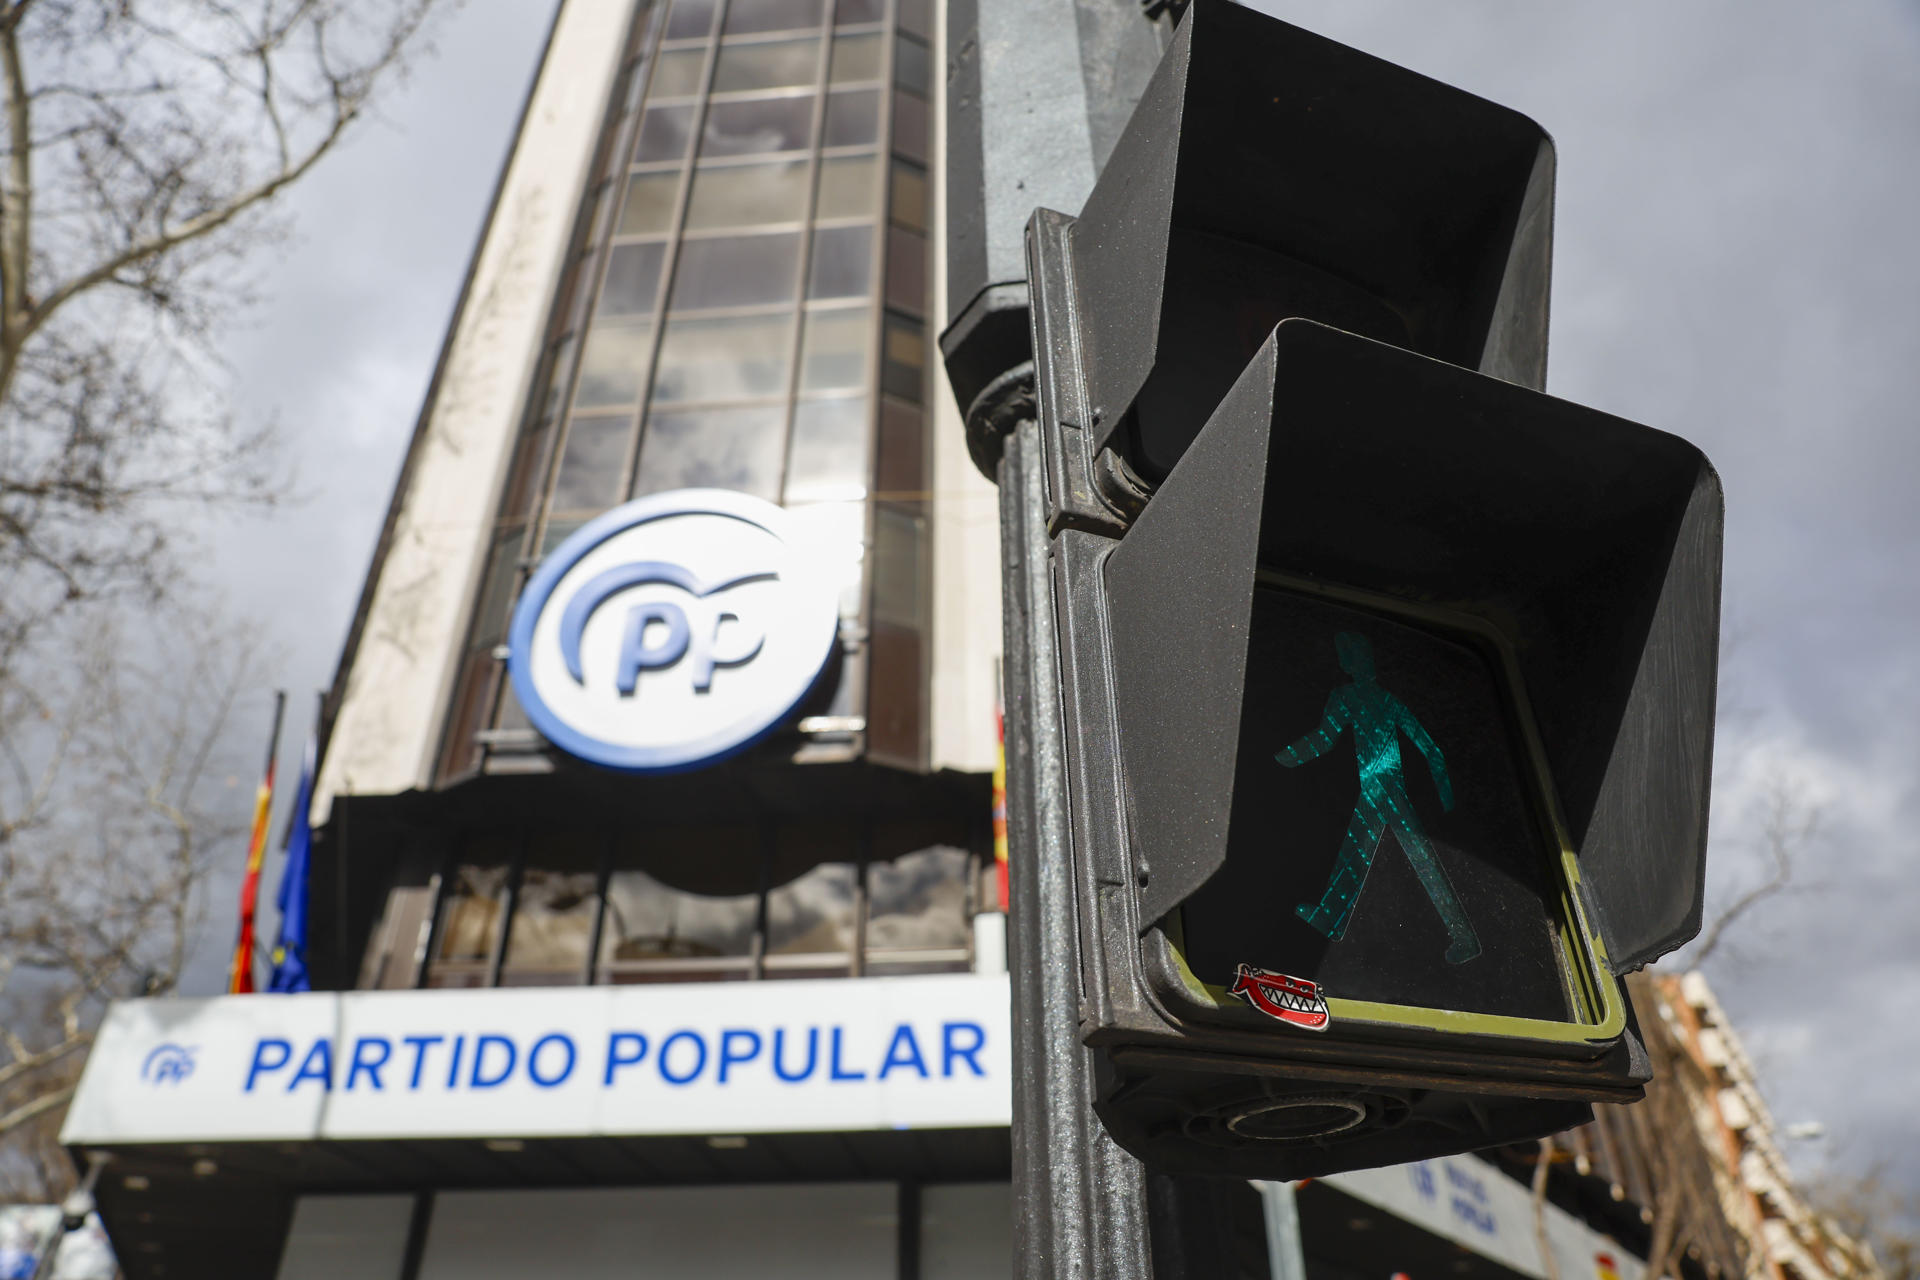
[507,490,840,773]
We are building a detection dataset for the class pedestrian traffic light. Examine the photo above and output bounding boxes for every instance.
[1001,0,1722,1179]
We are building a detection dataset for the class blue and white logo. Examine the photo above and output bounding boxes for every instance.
[141,1043,197,1085]
[508,490,840,772]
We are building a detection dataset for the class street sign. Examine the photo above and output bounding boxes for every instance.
[976,0,1723,1181]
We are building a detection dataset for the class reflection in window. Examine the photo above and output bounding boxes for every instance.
[501,870,599,985]
[875,395,923,500]
[786,397,870,504]
[881,312,923,402]
[684,160,810,230]
[894,34,930,95]
[808,223,873,299]
[897,0,931,39]
[765,863,856,963]
[574,322,652,409]
[550,414,633,514]
[723,0,828,34]
[634,104,697,163]
[829,31,884,84]
[867,847,970,954]
[816,152,880,219]
[884,224,926,316]
[471,525,524,650]
[599,241,667,316]
[892,89,928,164]
[634,404,787,501]
[823,88,881,147]
[429,863,510,987]
[712,37,821,94]
[872,505,925,628]
[652,311,796,402]
[664,0,719,42]
[671,232,802,310]
[782,499,868,617]
[540,520,583,556]
[702,96,814,158]
[649,46,709,98]
[620,170,681,236]
[601,869,757,969]
[799,306,874,392]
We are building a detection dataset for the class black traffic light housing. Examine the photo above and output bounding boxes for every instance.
[1008,1,1723,1178]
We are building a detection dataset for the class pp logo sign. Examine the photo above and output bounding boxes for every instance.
[508,491,839,772]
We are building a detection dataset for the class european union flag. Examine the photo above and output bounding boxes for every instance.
[267,735,316,994]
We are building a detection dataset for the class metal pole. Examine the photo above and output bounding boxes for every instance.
[30,1154,105,1280]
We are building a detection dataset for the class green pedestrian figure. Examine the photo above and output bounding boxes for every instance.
[1276,632,1482,964]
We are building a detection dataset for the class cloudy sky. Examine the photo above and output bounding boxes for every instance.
[183,0,1919,1197]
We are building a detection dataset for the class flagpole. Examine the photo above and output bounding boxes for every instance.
[228,691,286,995]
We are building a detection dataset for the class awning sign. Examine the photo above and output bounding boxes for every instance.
[62,974,1011,1144]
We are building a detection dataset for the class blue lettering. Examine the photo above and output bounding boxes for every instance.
[245,1038,291,1092]
[878,1025,929,1079]
[829,1027,866,1082]
[471,1034,516,1089]
[288,1038,334,1092]
[402,1035,442,1090]
[718,1030,762,1083]
[528,1034,576,1088]
[1451,1197,1496,1235]
[618,601,691,695]
[605,1032,649,1085]
[772,1028,818,1083]
[346,1036,391,1091]
[942,1022,986,1078]
[659,1031,707,1085]
[447,1034,466,1088]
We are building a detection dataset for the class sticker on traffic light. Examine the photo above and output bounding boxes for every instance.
[1176,580,1576,1027]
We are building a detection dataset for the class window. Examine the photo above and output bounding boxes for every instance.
[799,306,874,392]
[889,159,926,231]
[427,860,511,987]
[618,170,681,236]
[634,103,697,163]
[711,37,821,94]
[807,223,874,299]
[824,88,881,146]
[598,241,667,316]
[652,311,796,402]
[684,159,810,229]
[550,414,633,514]
[817,151,881,218]
[573,321,652,409]
[500,865,600,986]
[671,231,802,309]
[835,0,884,25]
[663,0,719,42]
[600,868,758,981]
[723,0,829,36]
[634,404,788,501]
[786,396,870,503]
[894,33,930,95]
[829,30,885,84]
[648,45,709,97]
[701,95,815,157]
[764,862,857,976]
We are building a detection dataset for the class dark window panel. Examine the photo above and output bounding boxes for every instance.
[619,170,681,236]
[634,103,697,163]
[828,31,884,84]
[550,413,635,514]
[807,223,874,300]
[634,404,788,502]
[884,223,927,317]
[891,89,928,164]
[649,46,709,97]
[601,869,758,962]
[723,0,829,35]
[893,33,930,96]
[866,620,924,766]
[684,159,810,229]
[712,37,821,94]
[432,860,512,967]
[651,312,797,403]
[881,312,924,402]
[786,396,871,504]
[874,396,924,504]
[540,519,584,557]
[471,525,527,650]
[765,862,857,962]
[816,151,880,219]
[798,306,875,393]
[888,158,927,231]
[599,241,668,316]
[572,322,653,410]
[664,0,719,40]
[899,0,931,38]
[871,504,926,629]
[834,0,884,25]
[500,868,600,985]
[701,96,815,158]
[500,421,550,522]
[868,846,970,953]
[823,88,882,147]
[671,231,803,310]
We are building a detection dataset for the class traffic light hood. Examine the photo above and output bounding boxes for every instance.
[1071,0,1556,481]
[1104,320,1723,975]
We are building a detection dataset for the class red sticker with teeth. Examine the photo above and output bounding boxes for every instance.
[1228,963,1331,1032]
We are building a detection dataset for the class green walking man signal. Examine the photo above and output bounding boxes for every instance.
[1277,632,1481,964]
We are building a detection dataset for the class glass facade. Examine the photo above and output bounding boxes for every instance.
[358,825,985,990]
[440,0,936,782]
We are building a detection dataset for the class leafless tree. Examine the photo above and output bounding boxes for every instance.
[0,0,454,1202]
[0,0,452,671]
[1809,1166,1920,1280]
[0,598,262,1201]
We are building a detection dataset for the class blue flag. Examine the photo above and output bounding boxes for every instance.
[267,735,316,994]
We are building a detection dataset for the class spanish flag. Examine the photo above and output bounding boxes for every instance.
[228,692,286,995]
